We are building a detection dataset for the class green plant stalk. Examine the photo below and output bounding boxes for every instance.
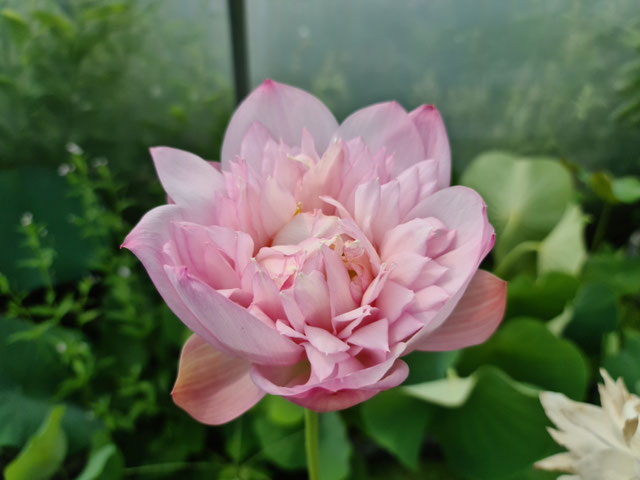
[304,409,320,480]
[591,202,612,252]
[493,241,540,279]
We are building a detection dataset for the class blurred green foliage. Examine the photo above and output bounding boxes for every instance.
[0,1,639,479]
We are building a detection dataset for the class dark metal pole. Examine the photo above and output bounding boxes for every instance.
[228,0,249,105]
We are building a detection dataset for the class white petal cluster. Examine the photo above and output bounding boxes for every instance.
[537,369,640,480]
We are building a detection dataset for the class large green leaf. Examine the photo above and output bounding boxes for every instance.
[612,176,640,203]
[4,405,67,480]
[264,395,304,427]
[402,375,478,407]
[0,168,100,291]
[565,283,619,354]
[581,252,640,296]
[75,443,124,480]
[253,415,305,470]
[361,390,432,470]
[460,151,573,261]
[537,204,588,276]
[403,350,460,384]
[434,367,558,480]
[318,412,351,480]
[457,318,589,399]
[506,272,579,321]
[603,329,640,395]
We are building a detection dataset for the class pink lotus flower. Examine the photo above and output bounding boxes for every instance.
[123,80,506,424]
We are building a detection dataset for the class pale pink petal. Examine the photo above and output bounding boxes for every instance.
[321,246,358,316]
[259,177,298,237]
[380,218,434,260]
[165,265,302,365]
[123,205,234,354]
[299,139,347,211]
[251,268,286,320]
[285,359,409,412]
[405,186,493,293]
[293,271,332,330]
[412,285,450,311]
[371,181,401,244]
[409,105,451,189]
[151,147,224,221]
[172,334,264,425]
[275,320,306,339]
[348,319,390,351]
[221,79,339,168]
[304,325,350,354]
[303,343,339,381]
[361,263,391,306]
[376,281,414,322]
[353,179,380,240]
[335,101,425,176]
[239,122,273,169]
[321,343,407,391]
[279,289,306,332]
[395,159,439,217]
[335,306,375,338]
[170,222,239,290]
[412,270,506,351]
[389,313,424,343]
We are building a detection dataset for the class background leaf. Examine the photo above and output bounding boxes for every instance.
[537,204,588,276]
[318,412,351,480]
[457,318,589,400]
[434,367,557,480]
[460,151,573,261]
[565,283,619,354]
[361,390,432,470]
[4,405,67,480]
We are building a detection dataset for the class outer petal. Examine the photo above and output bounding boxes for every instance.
[412,270,506,351]
[335,101,425,176]
[404,187,495,351]
[165,265,303,366]
[409,105,451,189]
[221,79,339,168]
[172,334,264,425]
[122,205,231,354]
[405,186,493,293]
[151,147,224,221]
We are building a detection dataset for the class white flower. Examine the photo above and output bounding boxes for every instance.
[536,369,640,480]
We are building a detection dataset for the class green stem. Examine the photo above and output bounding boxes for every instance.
[304,409,320,480]
[591,202,612,252]
[493,241,540,279]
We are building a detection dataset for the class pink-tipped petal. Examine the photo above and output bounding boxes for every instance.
[412,270,506,351]
[409,105,451,189]
[172,334,264,425]
[151,147,224,221]
[165,265,302,366]
[221,79,339,168]
[335,101,425,176]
